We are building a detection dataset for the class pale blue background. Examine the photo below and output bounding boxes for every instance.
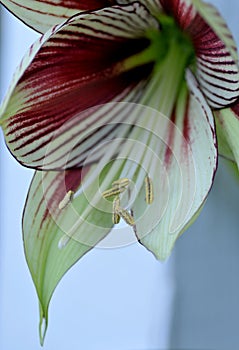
[1,1,239,349]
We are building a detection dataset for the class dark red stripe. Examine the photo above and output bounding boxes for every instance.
[7,33,151,131]
[197,59,238,74]
[197,67,239,84]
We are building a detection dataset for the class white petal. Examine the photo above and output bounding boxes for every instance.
[132,71,218,260]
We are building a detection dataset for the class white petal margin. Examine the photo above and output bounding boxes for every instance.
[132,71,218,260]
[215,103,239,169]
[0,0,110,33]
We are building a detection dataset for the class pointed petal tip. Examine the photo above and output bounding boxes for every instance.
[139,238,173,261]
[39,305,48,346]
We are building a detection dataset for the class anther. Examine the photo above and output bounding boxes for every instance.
[112,196,121,224]
[145,176,153,204]
[102,187,125,199]
[115,206,135,226]
[59,190,74,210]
[112,177,130,189]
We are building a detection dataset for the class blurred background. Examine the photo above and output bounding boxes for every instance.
[0,1,239,349]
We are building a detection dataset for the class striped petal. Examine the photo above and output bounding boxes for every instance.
[23,166,117,344]
[135,0,163,15]
[0,3,159,170]
[131,71,217,260]
[1,0,115,33]
[215,101,239,169]
[191,0,238,63]
[160,0,239,108]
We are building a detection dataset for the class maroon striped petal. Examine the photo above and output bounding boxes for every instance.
[160,0,239,108]
[1,0,115,33]
[1,3,159,170]
[160,0,196,29]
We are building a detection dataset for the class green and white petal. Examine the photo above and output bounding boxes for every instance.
[214,113,235,163]
[23,166,118,344]
[1,0,114,33]
[131,71,217,260]
[215,102,239,170]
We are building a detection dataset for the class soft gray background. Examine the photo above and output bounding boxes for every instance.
[1,1,239,349]
[170,162,239,349]
[170,1,239,348]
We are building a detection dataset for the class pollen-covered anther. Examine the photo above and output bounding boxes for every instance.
[130,209,137,233]
[102,186,125,199]
[112,177,130,190]
[58,190,74,210]
[115,206,135,226]
[102,177,130,199]
[112,196,121,224]
[144,176,153,204]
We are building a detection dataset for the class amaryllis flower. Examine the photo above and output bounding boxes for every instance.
[1,0,239,343]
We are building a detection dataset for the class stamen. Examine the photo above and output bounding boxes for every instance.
[102,178,134,226]
[102,187,125,199]
[145,176,154,204]
[130,209,137,234]
[112,177,130,189]
[115,206,135,226]
[112,196,121,224]
[59,190,74,210]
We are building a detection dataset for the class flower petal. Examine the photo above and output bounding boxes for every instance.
[1,0,115,33]
[160,0,239,108]
[0,3,159,169]
[132,71,218,260]
[160,0,197,27]
[215,101,239,169]
[23,166,116,344]
[191,0,238,63]
[135,0,163,15]
[190,1,239,108]
[214,112,235,163]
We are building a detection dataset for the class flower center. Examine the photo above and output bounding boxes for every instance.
[155,14,195,69]
[120,14,195,73]
[118,14,195,116]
